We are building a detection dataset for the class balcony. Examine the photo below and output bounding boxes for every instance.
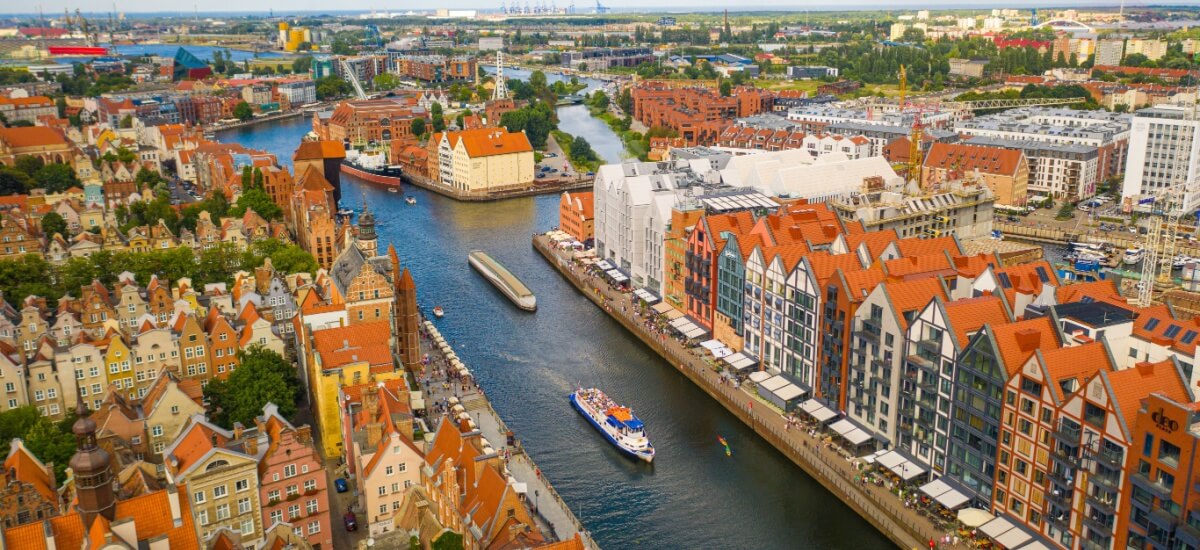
[1090,470,1120,492]
[907,355,936,373]
[916,339,941,356]
[1047,468,1075,489]
[1085,492,1117,515]
[860,318,882,340]
[1081,513,1114,535]
[918,377,939,393]
[1085,446,1123,467]
[1131,472,1174,499]
[1051,421,1081,442]
[1046,487,1072,508]
[1079,537,1111,550]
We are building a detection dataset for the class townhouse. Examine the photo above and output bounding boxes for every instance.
[341,378,422,536]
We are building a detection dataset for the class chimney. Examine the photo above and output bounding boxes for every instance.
[166,485,183,527]
[364,381,380,419]
[43,520,56,550]
[365,422,383,449]
[1014,327,1042,351]
[232,423,244,441]
[244,434,259,456]
[1135,361,1155,376]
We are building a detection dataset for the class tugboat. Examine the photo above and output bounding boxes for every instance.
[570,388,654,462]
[341,149,402,188]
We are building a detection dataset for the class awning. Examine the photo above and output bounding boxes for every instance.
[633,288,660,304]
[683,325,708,339]
[920,479,952,499]
[748,371,772,384]
[843,428,873,446]
[760,375,789,392]
[723,352,758,372]
[605,269,628,283]
[596,260,614,271]
[957,508,993,528]
[980,516,1017,539]
[700,340,724,350]
[920,478,970,510]
[670,316,709,339]
[651,302,675,315]
[711,347,733,359]
[995,528,1032,549]
[829,419,856,436]
[861,449,888,464]
[798,399,838,423]
[776,384,806,401]
[894,461,927,481]
[876,451,905,470]
[1016,542,1053,550]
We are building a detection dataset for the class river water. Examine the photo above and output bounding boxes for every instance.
[218,95,889,549]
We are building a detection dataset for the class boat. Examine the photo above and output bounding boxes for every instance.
[718,435,732,457]
[1124,246,1145,266]
[341,149,402,188]
[569,388,654,462]
[432,306,444,318]
[1175,255,1191,269]
[1071,242,1104,252]
[388,187,399,193]
[468,250,537,311]
[337,208,354,217]
[405,196,417,205]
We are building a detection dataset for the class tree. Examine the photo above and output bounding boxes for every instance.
[13,155,43,177]
[119,114,133,129]
[25,415,76,483]
[55,96,67,118]
[292,55,313,74]
[0,168,33,195]
[34,163,78,193]
[229,186,283,220]
[331,38,354,55]
[1123,53,1151,67]
[569,136,599,165]
[719,80,732,97]
[431,102,446,133]
[233,101,254,121]
[431,531,464,550]
[373,73,400,91]
[411,117,427,138]
[203,346,301,429]
[315,76,353,100]
[41,212,67,238]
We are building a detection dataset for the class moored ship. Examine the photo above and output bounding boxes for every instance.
[341,149,402,188]
[570,388,654,462]
[468,250,536,311]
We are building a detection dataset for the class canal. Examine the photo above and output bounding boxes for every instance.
[219,103,890,550]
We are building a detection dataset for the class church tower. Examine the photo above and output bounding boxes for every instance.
[357,202,378,258]
[69,403,116,530]
[390,245,421,372]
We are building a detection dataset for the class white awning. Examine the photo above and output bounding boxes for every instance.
[634,288,660,304]
[700,339,724,350]
[683,325,708,339]
[876,451,905,470]
[894,461,927,481]
[920,479,952,499]
[651,302,675,314]
[1016,542,1053,550]
[797,399,837,423]
[723,352,758,371]
[937,490,969,510]
[776,384,807,401]
[843,428,873,446]
[829,418,856,436]
[980,516,1017,539]
[712,347,733,359]
[606,269,628,283]
[595,260,614,270]
[761,375,789,392]
[861,449,888,464]
[995,528,1032,549]
[749,371,772,384]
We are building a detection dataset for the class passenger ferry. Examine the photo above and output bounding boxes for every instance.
[570,388,654,462]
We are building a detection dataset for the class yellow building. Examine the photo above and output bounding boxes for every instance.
[105,336,136,400]
[304,320,399,458]
[432,128,535,195]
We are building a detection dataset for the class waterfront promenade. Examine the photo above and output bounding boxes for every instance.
[402,172,592,202]
[417,321,600,550]
[534,234,976,550]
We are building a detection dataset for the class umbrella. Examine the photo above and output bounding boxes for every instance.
[957,508,993,528]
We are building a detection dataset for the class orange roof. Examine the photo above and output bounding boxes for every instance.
[951,254,999,278]
[166,421,225,475]
[2,485,200,550]
[1056,280,1127,308]
[884,253,953,279]
[1040,342,1113,402]
[839,266,886,303]
[894,236,961,258]
[1131,306,1200,355]
[312,321,393,371]
[293,140,346,161]
[444,128,533,158]
[807,252,867,284]
[943,295,1010,348]
[2,440,55,503]
[989,316,1059,376]
[883,278,946,329]
[924,142,1025,176]
[0,126,68,149]
[1107,360,1190,423]
[845,229,898,261]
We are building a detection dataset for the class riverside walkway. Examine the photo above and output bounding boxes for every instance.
[535,234,976,550]
[416,320,600,549]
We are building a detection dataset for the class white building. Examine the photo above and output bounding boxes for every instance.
[720,151,904,203]
[276,80,317,106]
[1122,105,1200,213]
[1095,39,1125,66]
[830,179,996,240]
[964,137,1099,201]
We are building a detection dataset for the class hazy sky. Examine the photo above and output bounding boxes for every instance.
[4,0,1155,17]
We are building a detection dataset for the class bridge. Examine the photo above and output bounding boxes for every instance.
[1034,19,1094,32]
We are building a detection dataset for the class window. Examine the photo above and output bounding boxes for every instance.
[284,464,296,478]
[267,490,280,502]
[270,509,283,524]
[240,520,254,536]
[386,465,394,476]
[196,510,208,526]
[213,485,227,498]
[378,486,386,496]
[398,462,407,473]
[379,504,387,515]
[288,504,300,519]
[304,479,316,492]
[193,491,206,504]
[1160,440,1181,467]
[235,479,248,492]
[286,484,299,497]
[238,497,251,514]
[306,499,318,514]
[308,521,320,535]
[215,504,230,520]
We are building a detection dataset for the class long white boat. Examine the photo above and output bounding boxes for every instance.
[468,250,536,311]
[570,388,654,462]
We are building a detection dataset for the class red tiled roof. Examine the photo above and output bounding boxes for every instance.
[944,295,1010,348]
[989,316,1059,376]
[1041,341,1113,402]
[1107,360,1190,423]
[883,278,946,329]
[312,321,393,371]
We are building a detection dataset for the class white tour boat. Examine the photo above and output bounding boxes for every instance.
[570,388,654,462]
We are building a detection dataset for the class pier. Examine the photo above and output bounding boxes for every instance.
[418,318,599,549]
[535,234,962,550]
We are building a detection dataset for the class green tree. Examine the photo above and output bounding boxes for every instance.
[411,117,427,138]
[1123,53,1151,67]
[135,167,165,187]
[55,96,67,118]
[331,38,354,55]
[719,80,732,97]
[119,114,133,129]
[25,415,76,483]
[569,136,599,165]
[40,212,67,238]
[0,168,33,195]
[431,531,464,550]
[373,73,400,90]
[13,156,43,177]
[315,76,353,100]
[34,163,78,193]
[233,101,254,121]
[203,346,301,429]
[292,55,313,74]
[229,186,283,220]
[431,102,446,133]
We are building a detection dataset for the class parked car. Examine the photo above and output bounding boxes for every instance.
[334,478,348,493]
[344,512,357,531]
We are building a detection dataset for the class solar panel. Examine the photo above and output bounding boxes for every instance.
[1183,330,1198,345]
[997,272,1013,289]
[1165,325,1182,339]
[1035,266,1050,283]
[1080,296,1095,304]
[1145,318,1161,331]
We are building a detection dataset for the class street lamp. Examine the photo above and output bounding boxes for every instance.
[534,489,539,513]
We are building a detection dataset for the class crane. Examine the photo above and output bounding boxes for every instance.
[1136,97,1198,308]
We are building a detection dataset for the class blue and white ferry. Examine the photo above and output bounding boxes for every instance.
[570,388,655,462]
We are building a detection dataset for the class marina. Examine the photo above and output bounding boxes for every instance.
[469,250,538,311]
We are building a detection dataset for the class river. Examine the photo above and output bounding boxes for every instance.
[218,92,890,549]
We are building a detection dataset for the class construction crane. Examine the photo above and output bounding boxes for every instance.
[1136,97,1198,307]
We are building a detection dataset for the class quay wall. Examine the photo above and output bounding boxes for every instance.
[533,236,926,550]
[995,221,1200,257]
[403,173,592,202]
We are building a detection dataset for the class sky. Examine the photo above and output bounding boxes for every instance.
[3,1,1166,17]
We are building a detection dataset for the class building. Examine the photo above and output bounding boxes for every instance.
[787,66,839,79]
[954,107,1130,188]
[0,439,58,528]
[304,320,400,458]
[0,96,56,124]
[241,85,272,107]
[341,378,421,536]
[948,58,989,79]
[923,142,1030,207]
[277,80,317,107]
[561,47,654,70]
[831,177,996,240]
[1121,390,1200,550]
[1121,105,1200,213]
[314,98,422,151]
[255,404,332,549]
[559,191,595,244]
[964,137,1099,202]
[1095,39,1125,67]
[0,126,73,166]
[164,415,266,546]
[1125,38,1167,61]
[429,128,535,195]
[631,82,774,146]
